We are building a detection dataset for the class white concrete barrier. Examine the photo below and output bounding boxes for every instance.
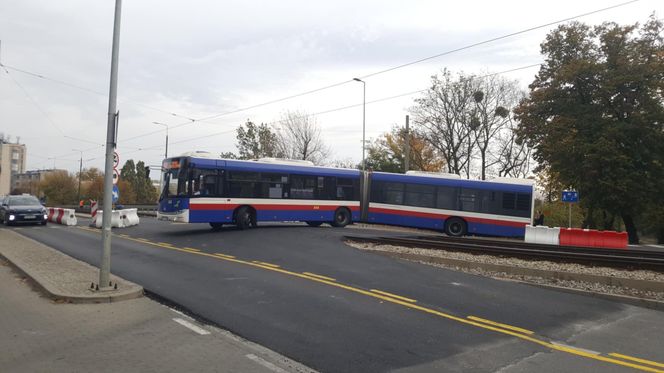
[93,210,123,228]
[120,208,140,227]
[93,209,139,228]
[47,207,77,226]
[524,225,560,245]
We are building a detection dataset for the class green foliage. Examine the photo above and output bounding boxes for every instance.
[535,199,586,229]
[236,121,281,159]
[516,16,664,243]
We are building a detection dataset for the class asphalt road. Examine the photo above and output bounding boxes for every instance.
[5,219,664,372]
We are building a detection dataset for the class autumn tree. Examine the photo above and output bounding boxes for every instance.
[365,126,444,173]
[515,16,664,243]
[236,120,281,159]
[274,111,330,165]
[40,170,77,205]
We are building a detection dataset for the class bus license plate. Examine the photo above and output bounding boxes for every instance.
[24,215,35,219]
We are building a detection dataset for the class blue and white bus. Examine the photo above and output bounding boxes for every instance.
[158,152,534,237]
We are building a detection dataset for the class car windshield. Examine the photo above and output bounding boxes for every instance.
[8,196,41,206]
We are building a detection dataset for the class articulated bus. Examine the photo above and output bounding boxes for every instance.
[158,152,534,237]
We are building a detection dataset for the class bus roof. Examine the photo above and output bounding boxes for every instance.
[372,171,533,193]
[181,156,361,178]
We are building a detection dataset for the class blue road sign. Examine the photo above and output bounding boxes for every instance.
[562,190,579,203]
[112,184,120,203]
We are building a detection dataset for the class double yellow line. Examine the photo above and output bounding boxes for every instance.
[75,226,664,372]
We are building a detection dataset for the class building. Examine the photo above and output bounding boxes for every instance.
[0,142,27,196]
[13,169,66,198]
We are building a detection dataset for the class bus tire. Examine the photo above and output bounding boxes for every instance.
[306,221,323,227]
[331,208,351,228]
[235,206,253,230]
[444,217,467,237]
[209,222,223,230]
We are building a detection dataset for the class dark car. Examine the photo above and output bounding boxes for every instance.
[0,195,48,226]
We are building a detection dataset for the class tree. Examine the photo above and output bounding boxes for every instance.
[412,69,475,176]
[364,126,444,172]
[135,161,158,203]
[236,120,281,159]
[274,111,330,165]
[117,179,137,204]
[40,171,77,205]
[120,160,137,189]
[515,16,664,243]
[79,167,103,181]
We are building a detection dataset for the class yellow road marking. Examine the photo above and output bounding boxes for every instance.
[370,289,417,303]
[158,242,174,246]
[302,272,336,281]
[252,261,280,268]
[609,353,664,369]
[71,225,664,372]
[182,247,201,252]
[467,316,534,335]
[214,253,236,259]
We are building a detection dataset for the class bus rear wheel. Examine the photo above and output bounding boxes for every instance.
[331,208,351,228]
[444,217,467,237]
[235,207,253,230]
[306,221,323,227]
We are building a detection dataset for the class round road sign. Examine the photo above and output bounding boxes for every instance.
[113,152,120,168]
[112,169,119,184]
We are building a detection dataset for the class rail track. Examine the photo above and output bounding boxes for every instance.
[345,235,664,272]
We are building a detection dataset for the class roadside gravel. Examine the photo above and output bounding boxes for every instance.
[348,242,664,301]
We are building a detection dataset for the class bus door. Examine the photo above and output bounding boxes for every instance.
[359,170,371,221]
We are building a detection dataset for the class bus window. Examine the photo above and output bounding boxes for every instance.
[383,182,404,205]
[516,193,530,211]
[337,177,356,200]
[436,186,457,210]
[405,183,435,208]
[190,169,219,197]
[291,175,316,199]
[459,189,480,212]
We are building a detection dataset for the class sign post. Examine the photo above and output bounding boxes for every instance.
[561,190,579,228]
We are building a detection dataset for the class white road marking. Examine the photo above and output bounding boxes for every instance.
[648,244,664,249]
[173,317,210,335]
[450,282,462,286]
[245,354,289,373]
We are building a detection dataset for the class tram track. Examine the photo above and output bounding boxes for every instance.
[344,235,664,272]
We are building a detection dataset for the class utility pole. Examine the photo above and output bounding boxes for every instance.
[99,0,122,289]
[73,149,83,204]
[404,115,410,173]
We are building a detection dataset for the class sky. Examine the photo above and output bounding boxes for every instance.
[0,0,661,175]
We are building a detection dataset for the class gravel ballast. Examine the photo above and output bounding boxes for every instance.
[347,242,664,302]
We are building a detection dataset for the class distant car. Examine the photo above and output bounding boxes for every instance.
[0,195,48,226]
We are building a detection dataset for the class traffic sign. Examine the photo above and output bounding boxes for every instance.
[113,152,120,168]
[112,185,120,203]
[112,169,119,184]
[562,190,579,203]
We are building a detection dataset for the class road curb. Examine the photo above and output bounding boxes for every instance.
[367,249,664,310]
[0,229,143,304]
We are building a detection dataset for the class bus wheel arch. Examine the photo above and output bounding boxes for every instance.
[234,205,256,230]
[444,217,467,237]
[331,207,352,228]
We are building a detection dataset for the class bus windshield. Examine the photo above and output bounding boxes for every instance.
[161,158,188,199]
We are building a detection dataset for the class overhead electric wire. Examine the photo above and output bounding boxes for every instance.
[3,0,640,162]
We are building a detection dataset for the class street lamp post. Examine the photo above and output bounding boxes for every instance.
[73,149,83,204]
[353,78,366,170]
[153,121,169,159]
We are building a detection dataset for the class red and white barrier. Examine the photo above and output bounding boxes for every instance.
[47,207,77,226]
[559,228,627,249]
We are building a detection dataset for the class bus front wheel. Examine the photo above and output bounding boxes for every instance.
[331,208,351,228]
[444,217,467,237]
[235,207,253,230]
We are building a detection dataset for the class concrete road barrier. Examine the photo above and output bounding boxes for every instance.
[524,225,560,245]
[47,207,77,226]
[93,209,139,228]
[120,208,139,227]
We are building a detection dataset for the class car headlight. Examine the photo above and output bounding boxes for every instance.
[9,215,15,221]
[43,214,48,220]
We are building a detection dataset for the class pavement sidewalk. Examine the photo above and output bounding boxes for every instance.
[0,228,142,303]
[0,228,313,372]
